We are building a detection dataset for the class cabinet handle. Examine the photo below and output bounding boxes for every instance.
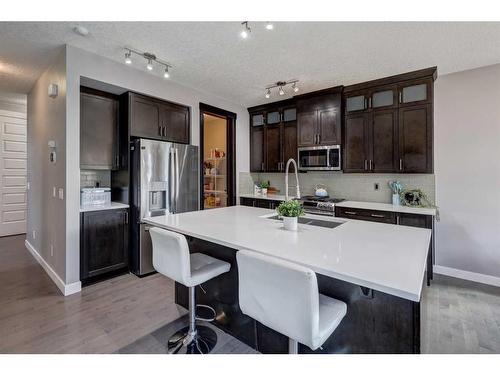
[318,134,321,144]
[396,216,400,225]
[399,92,402,103]
[163,125,166,137]
[370,214,385,218]
[364,98,367,109]
[364,160,368,170]
[344,211,357,215]
[368,97,372,108]
[124,211,129,224]
[399,159,403,171]
[261,162,265,171]
[370,160,373,171]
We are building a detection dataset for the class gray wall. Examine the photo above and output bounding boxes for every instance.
[27,45,249,285]
[434,63,500,278]
[27,48,67,280]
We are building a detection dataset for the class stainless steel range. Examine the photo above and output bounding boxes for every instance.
[299,195,345,217]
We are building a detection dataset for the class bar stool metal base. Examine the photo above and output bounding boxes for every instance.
[167,325,218,354]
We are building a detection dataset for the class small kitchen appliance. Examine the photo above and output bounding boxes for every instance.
[298,195,344,217]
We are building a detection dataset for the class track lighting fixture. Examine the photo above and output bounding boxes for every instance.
[264,80,300,99]
[124,51,132,64]
[265,22,274,30]
[240,21,251,39]
[123,48,173,78]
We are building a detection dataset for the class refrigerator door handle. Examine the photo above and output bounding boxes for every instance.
[175,148,180,206]
[169,148,175,213]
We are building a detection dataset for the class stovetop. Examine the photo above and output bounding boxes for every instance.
[300,196,345,203]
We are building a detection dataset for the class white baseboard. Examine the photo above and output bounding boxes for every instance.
[25,240,81,296]
[433,265,500,288]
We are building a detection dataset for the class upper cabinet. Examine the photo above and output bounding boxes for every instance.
[296,88,342,146]
[128,92,190,144]
[343,67,436,174]
[80,88,120,170]
[248,99,297,173]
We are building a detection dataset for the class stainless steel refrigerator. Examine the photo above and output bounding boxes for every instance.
[130,138,199,276]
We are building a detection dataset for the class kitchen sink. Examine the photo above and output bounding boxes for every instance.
[266,215,344,229]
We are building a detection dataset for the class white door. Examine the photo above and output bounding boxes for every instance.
[0,110,27,237]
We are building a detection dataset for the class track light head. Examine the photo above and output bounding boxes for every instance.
[240,21,251,39]
[265,89,271,99]
[292,82,299,93]
[146,59,153,71]
[125,51,132,64]
[278,86,285,96]
[164,67,170,79]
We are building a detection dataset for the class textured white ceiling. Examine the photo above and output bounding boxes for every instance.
[1,22,500,107]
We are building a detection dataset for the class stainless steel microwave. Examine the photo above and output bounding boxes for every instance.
[298,145,341,171]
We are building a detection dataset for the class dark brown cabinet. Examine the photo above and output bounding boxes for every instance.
[343,68,435,173]
[248,99,297,173]
[80,88,120,170]
[297,89,342,146]
[80,208,129,283]
[129,92,190,143]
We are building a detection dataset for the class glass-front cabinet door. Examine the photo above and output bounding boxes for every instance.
[398,79,432,107]
[266,110,281,125]
[371,86,398,109]
[345,93,368,113]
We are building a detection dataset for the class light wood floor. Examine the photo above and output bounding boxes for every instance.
[1,234,499,353]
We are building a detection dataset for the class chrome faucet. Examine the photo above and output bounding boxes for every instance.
[285,158,301,201]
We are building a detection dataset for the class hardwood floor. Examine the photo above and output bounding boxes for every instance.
[1,234,499,354]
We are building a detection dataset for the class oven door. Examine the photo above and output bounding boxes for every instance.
[298,146,341,171]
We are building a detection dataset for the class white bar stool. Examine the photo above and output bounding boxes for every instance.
[150,227,230,354]
[237,250,347,353]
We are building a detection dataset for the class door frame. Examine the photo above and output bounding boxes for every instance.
[199,103,237,209]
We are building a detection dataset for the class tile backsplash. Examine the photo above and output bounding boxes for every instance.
[239,171,435,205]
[80,170,111,188]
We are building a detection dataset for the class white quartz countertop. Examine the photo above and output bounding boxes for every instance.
[144,206,431,302]
[80,202,129,212]
[336,201,437,216]
[239,194,436,216]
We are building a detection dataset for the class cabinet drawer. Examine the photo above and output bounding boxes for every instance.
[336,206,396,224]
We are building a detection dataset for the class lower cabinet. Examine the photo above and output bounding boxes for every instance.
[336,207,434,285]
[80,208,129,283]
[240,197,281,209]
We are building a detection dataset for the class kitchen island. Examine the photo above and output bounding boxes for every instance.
[144,206,431,354]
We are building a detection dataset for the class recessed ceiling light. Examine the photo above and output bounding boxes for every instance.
[73,26,89,37]
[265,22,274,30]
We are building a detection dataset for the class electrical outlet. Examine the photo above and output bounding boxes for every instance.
[374,183,379,191]
[50,244,54,257]
[32,230,36,240]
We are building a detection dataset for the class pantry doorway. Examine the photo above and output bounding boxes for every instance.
[199,103,236,210]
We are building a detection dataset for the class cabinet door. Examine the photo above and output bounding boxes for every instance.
[398,79,432,107]
[240,197,255,207]
[163,103,190,144]
[81,209,129,280]
[283,122,298,167]
[80,92,118,170]
[371,109,398,172]
[344,113,370,172]
[266,111,281,125]
[318,107,341,145]
[297,110,317,146]
[371,86,398,110]
[250,126,265,172]
[130,94,162,139]
[398,213,431,229]
[398,104,432,173]
[345,93,368,113]
[265,125,282,172]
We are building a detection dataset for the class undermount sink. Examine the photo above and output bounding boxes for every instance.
[267,215,344,229]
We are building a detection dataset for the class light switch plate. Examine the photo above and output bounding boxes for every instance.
[58,188,64,200]
[52,186,56,198]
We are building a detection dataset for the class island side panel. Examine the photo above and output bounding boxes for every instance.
[175,237,421,354]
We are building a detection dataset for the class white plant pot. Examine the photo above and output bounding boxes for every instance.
[392,193,400,206]
[283,216,298,231]
[261,188,268,196]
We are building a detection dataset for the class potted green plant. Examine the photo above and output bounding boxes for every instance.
[259,181,270,196]
[276,200,304,231]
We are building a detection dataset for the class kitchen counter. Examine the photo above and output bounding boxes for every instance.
[79,202,129,212]
[336,200,436,216]
[144,205,431,302]
[239,194,436,216]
